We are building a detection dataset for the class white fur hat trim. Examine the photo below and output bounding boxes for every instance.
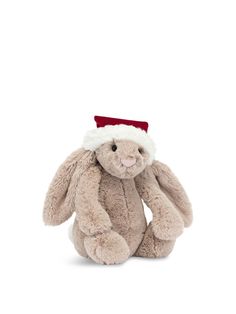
[82,124,155,164]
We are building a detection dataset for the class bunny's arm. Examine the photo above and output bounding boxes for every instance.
[151,161,193,227]
[75,165,112,236]
[135,166,184,240]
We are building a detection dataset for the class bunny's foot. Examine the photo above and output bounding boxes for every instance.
[84,230,130,265]
[134,223,175,258]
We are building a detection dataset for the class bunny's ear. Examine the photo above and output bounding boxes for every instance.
[43,148,95,225]
[151,160,193,227]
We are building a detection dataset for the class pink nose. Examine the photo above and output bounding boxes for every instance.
[121,158,136,167]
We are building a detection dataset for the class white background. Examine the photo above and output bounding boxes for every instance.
[0,1,236,313]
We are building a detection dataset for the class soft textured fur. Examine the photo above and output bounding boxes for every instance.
[44,140,192,265]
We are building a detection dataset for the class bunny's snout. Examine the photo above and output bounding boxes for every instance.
[121,158,136,168]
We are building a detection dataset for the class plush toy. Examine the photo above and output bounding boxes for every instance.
[43,116,192,265]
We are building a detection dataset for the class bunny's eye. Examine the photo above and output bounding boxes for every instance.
[112,144,117,152]
[138,147,144,154]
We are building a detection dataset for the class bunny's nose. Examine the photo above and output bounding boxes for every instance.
[121,158,136,168]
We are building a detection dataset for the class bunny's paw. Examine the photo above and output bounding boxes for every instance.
[84,231,130,265]
[151,214,184,240]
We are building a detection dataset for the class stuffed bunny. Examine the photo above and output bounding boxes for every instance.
[43,116,192,265]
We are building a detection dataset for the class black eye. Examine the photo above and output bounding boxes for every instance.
[112,144,117,152]
[138,147,144,154]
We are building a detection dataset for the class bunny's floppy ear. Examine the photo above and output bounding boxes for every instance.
[151,161,193,227]
[43,148,95,225]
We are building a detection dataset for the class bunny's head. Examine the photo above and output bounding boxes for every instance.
[95,140,149,179]
[82,117,155,179]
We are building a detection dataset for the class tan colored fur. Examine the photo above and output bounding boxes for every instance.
[43,140,192,264]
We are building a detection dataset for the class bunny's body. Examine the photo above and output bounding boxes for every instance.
[99,171,147,250]
[73,169,147,259]
[72,165,177,264]
[44,117,192,265]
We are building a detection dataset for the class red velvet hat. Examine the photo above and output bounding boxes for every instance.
[94,116,149,132]
[82,116,155,164]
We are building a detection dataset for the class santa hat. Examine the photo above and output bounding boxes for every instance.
[82,116,155,164]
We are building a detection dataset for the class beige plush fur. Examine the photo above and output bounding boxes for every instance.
[43,140,192,265]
